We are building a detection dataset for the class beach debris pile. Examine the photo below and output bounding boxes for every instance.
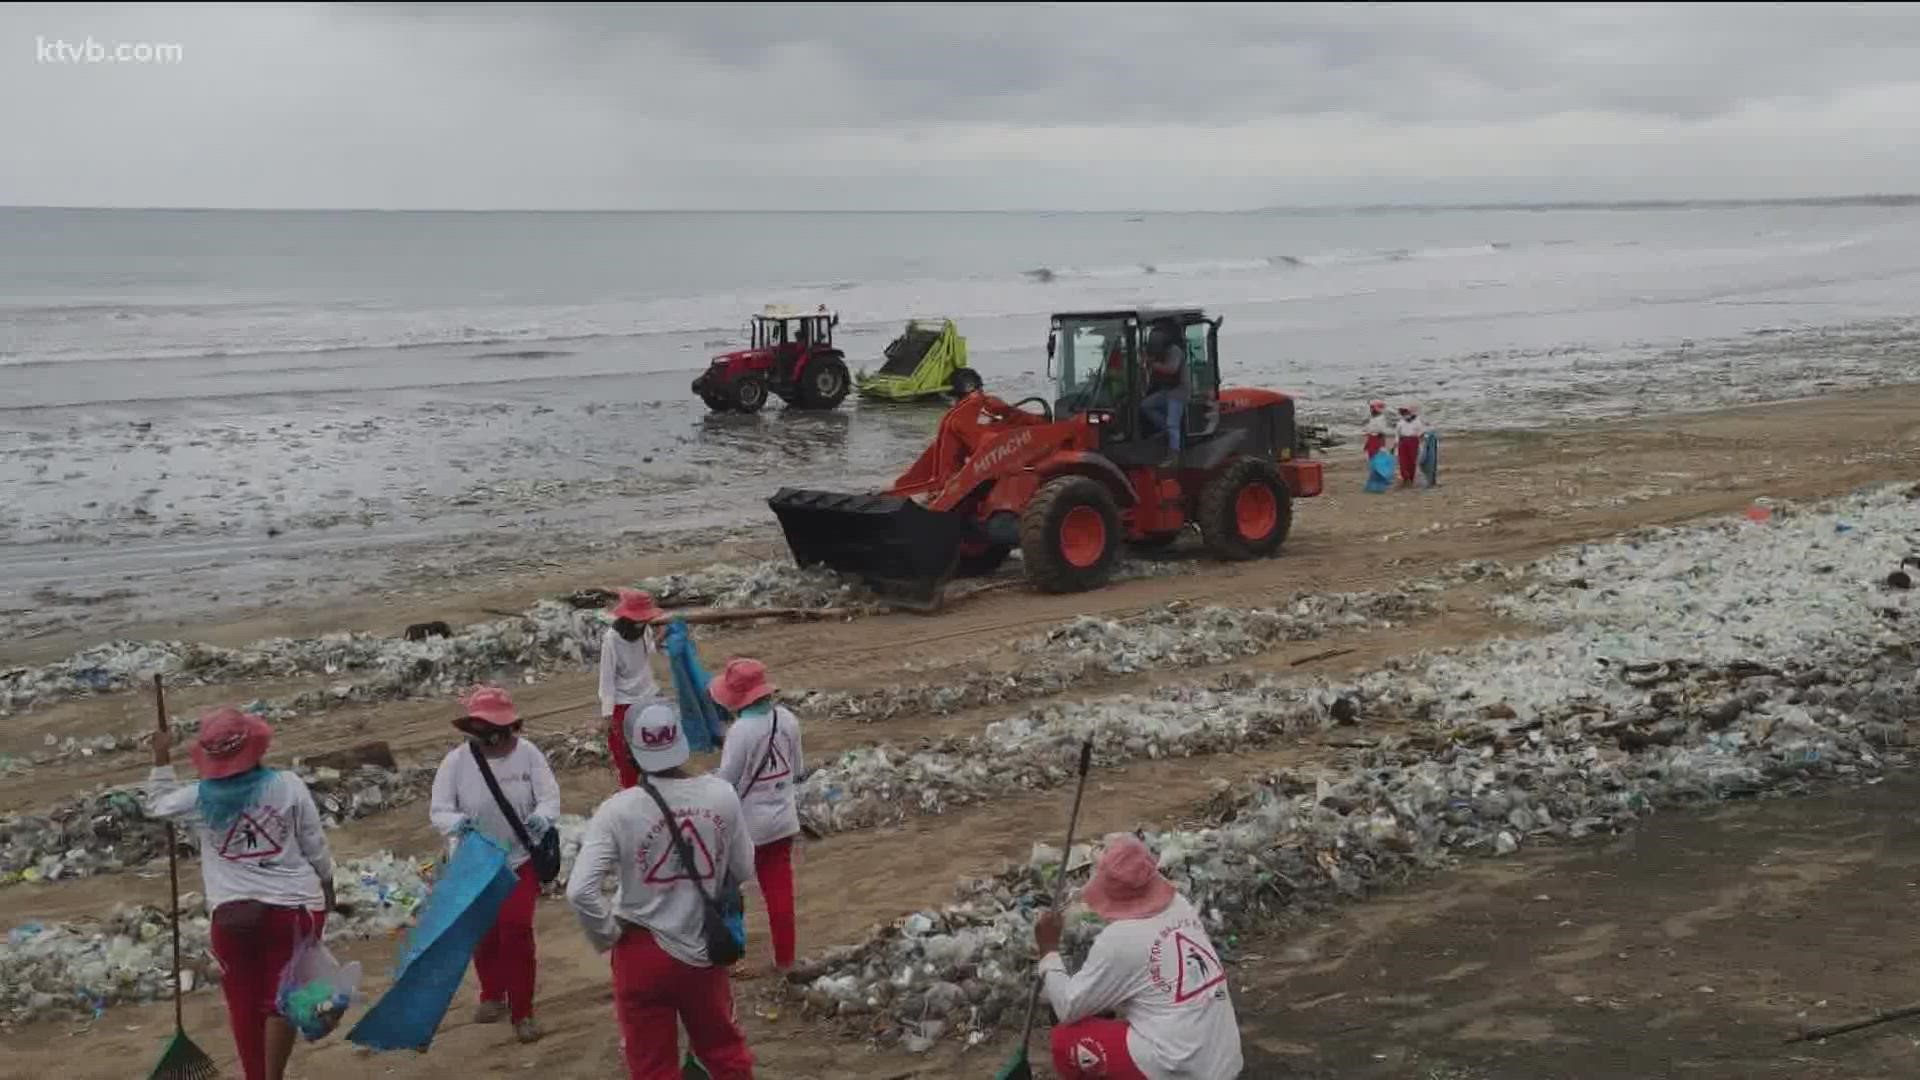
[787,483,1920,1047]
[0,816,613,1024]
[0,601,602,718]
[794,591,1425,723]
[634,559,875,612]
[0,853,433,1023]
[795,682,1347,835]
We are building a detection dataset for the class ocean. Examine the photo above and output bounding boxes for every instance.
[4,204,1919,636]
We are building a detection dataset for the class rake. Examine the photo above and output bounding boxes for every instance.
[146,673,220,1080]
[993,737,1096,1080]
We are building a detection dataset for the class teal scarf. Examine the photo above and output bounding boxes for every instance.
[197,766,276,834]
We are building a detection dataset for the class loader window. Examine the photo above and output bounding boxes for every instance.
[1053,318,1131,418]
[1184,322,1217,400]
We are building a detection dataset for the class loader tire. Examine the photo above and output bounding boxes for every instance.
[1200,459,1292,561]
[799,357,851,409]
[1020,476,1120,594]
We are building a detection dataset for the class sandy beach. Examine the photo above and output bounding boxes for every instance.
[2,383,1917,1078]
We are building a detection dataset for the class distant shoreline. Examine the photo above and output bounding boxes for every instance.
[4,195,1920,215]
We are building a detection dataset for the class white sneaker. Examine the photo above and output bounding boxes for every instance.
[514,1017,544,1044]
[473,1000,507,1025]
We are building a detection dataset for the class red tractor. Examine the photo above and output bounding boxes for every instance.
[768,307,1324,605]
[693,306,851,413]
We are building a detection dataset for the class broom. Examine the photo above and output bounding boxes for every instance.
[994,737,1096,1080]
[146,673,220,1080]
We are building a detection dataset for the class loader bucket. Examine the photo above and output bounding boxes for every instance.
[768,487,967,610]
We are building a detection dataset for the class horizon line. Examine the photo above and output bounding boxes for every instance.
[4,193,1920,214]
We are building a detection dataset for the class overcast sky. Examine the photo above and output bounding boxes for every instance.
[6,2,1920,210]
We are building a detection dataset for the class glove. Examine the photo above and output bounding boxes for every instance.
[527,814,553,840]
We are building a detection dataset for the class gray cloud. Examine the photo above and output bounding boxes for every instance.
[4,2,1920,209]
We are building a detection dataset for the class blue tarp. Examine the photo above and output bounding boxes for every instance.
[1364,448,1396,493]
[663,617,729,752]
[346,829,517,1052]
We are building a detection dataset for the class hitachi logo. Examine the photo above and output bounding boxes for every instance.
[973,430,1035,477]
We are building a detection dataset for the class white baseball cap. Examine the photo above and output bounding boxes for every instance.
[625,703,690,773]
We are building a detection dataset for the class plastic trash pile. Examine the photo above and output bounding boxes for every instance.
[3,759,460,887]
[796,682,1346,835]
[795,591,1424,724]
[789,483,1920,1047]
[1027,593,1429,673]
[0,853,431,1023]
[0,601,602,717]
[635,560,875,611]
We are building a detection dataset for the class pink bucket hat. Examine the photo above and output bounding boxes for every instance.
[1079,833,1176,922]
[709,657,775,712]
[610,589,663,623]
[457,685,519,729]
[190,707,273,780]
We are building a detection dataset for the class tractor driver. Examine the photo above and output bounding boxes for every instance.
[1140,319,1188,460]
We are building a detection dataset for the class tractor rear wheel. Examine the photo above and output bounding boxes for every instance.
[799,357,851,409]
[1020,476,1121,593]
[949,367,984,399]
[1199,459,1292,561]
[733,374,769,413]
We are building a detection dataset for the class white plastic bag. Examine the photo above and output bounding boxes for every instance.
[275,933,364,1041]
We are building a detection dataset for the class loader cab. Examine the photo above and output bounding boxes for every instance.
[1048,308,1221,462]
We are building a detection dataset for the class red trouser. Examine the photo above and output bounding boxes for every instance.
[612,926,754,1079]
[1397,435,1420,485]
[609,704,639,789]
[209,903,326,1080]
[1363,433,1386,459]
[1051,1018,1151,1080]
[473,862,540,1022]
[752,837,796,970]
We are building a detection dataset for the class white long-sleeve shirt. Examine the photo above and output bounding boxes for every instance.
[599,628,660,718]
[713,704,803,846]
[1396,415,1427,440]
[565,776,754,966]
[1039,895,1243,1080]
[429,739,562,871]
[1361,413,1395,441]
[142,767,335,913]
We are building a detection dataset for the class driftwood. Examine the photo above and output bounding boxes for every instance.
[1784,1001,1920,1044]
[657,606,852,626]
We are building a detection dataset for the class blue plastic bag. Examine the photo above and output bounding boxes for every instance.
[347,829,518,1052]
[664,618,728,751]
[1364,449,1396,493]
[1419,431,1440,488]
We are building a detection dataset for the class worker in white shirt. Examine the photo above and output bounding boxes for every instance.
[428,685,562,1044]
[566,703,758,1079]
[710,657,804,975]
[143,707,336,1080]
[1361,399,1394,460]
[600,589,666,789]
[1033,834,1243,1080]
[1395,404,1428,488]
